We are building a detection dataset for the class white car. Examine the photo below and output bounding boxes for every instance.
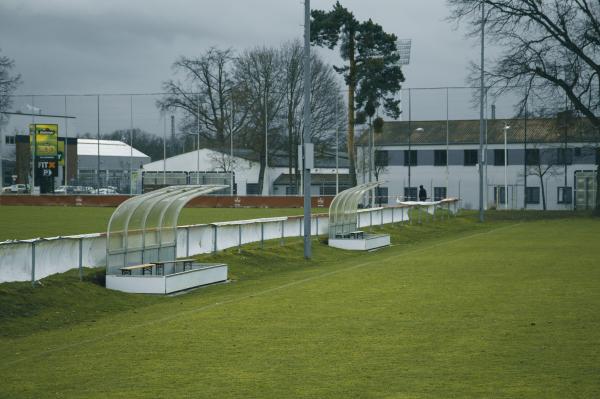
[98,188,118,195]
[4,184,29,193]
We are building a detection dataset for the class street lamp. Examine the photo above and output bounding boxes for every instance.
[408,127,423,200]
[503,124,510,209]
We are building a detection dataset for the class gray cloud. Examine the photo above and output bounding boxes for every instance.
[1,0,497,135]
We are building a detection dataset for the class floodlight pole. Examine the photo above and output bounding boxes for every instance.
[478,2,485,222]
[335,97,339,195]
[196,94,200,184]
[303,0,312,259]
[64,95,68,187]
[97,95,101,194]
[129,95,133,195]
[163,114,167,185]
[504,124,509,209]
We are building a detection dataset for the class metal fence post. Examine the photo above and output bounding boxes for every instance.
[280,220,284,246]
[213,225,217,253]
[315,216,319,240]
[261,223,264,249]
[78,238,83,282]
[185,227,190,257]
[31,241,36,287]
[238,224,242,253]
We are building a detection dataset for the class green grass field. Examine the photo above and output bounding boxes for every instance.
[1,213,599,398]
[0,206,325,241]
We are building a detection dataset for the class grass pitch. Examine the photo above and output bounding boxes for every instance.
[0,214,599,398]
[0,206,324,241]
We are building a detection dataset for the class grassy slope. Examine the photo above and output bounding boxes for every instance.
[0,206,324,241]
[0,215,599,398]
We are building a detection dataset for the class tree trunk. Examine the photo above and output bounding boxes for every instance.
[257,154,266,196]
[287,110,294,194]
[540,174,546,211]
[595,148,600,216]
[347,36,357,187]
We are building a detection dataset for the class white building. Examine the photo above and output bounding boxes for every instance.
[76,139,150,192]
[358,118,598,211]
[143,148,350,196]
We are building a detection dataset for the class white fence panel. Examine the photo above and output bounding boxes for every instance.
[0,203,455,283]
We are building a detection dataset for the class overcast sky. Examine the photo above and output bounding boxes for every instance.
[1,0,506,135]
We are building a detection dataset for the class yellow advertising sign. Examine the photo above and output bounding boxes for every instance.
[29,124,58,157]
[58,140,65,166]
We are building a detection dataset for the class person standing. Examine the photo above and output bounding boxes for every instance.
[418,185,427,201]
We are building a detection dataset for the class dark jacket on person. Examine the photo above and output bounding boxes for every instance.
[418,187,427,201]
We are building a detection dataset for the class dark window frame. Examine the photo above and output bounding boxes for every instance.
[464,149,478,166]
[493,149,505,166]
[494,186,506,205]
[403,150,418,166]
[526,149,540,166]
[557,186,572,204]
[433,186,447,201]
[246,183,260,195]
[433,150,447,166]
[375,150,389,167]
[556,148,573,165]
[404,186,417,201]
[525,186,540,204]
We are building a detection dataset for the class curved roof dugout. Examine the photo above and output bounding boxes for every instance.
[328,182,381,238]
[106,185,227,275]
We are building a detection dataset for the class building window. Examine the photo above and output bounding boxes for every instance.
[464,149,478,166]
[525,187,540,204]
[286,186,298,195]
[574,147,582,157]
[434,187,447,201]
[494,186,506,205]
[556,148,573,165]
[376,186,388,205]
[526,149,539,165]
[404,187,417,201]
[320,185,336,196]
[246,183,260,195]
[404,150,417,166]
[434,150,447,166]
[4,135,15,145]
[375,150,388,167]
[557,186,572,204]
[494,149,505,166]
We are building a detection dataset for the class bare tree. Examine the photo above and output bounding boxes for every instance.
[208,150,238,173]
[234,46,286,194]
[280,40,345,193]
[0,49,21,128]
[448,0,600,211]
[523,145,561,210]
[158,48,247,151]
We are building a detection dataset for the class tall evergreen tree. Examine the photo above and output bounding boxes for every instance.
[311,2,404,186]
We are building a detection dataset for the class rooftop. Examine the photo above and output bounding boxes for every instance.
[360,117,600,146]
[77,139,150,158]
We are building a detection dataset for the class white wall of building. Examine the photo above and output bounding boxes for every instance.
[144,148,349,196]
[359,143,596,210]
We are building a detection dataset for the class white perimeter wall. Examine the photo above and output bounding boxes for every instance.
[0,205,433,284]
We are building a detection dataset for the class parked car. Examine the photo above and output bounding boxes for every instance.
[98,187,118,195]
[8,184,29,193]
[55,185,76,194]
